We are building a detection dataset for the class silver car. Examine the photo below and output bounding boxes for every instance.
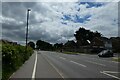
[98,50,113,57]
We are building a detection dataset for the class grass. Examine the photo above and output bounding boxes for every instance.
[112,57,120,62]
[63,51,79,55]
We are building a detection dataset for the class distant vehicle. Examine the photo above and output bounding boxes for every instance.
[98,50,114,57]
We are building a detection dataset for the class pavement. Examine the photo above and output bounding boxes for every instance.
[10,50,120,80]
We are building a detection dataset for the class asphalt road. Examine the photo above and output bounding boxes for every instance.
[10,51,119,80]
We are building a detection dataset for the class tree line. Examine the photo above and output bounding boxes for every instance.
[28,27,120,53]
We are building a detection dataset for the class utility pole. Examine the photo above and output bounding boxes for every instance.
[26,9,31,53]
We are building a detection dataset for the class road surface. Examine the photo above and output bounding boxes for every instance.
[10,51,119,80]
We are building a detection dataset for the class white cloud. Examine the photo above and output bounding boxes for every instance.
[1,2,118,44]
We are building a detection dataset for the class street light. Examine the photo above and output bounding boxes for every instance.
[26,9,31,53]
[60,35,63,52]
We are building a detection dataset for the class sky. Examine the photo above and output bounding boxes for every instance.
[1,0,119,45]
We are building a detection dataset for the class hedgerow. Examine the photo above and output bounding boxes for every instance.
[2,43,33,80]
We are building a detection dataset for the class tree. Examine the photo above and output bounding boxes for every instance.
[28,41,35,49]
[64,40,77,52]
[74,27,102,46]
[54,43,63,51]
[36,40,53,51]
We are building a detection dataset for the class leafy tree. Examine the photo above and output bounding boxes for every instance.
[64,40,76,48]
[74,27,102,46]
[54,43,63,50]
[64,40,77,52]
[36,40,53,51]
[28,41,35,49]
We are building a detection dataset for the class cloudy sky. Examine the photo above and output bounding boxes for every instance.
[1,0,119,45]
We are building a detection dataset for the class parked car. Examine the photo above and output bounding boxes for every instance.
[98,50,114,57]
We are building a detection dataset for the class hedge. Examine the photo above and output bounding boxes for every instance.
[2,43,33,80]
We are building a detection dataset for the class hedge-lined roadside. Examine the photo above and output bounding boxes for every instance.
[0,43,2,80]
[2,43,33,80]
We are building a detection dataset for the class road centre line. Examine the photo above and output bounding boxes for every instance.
[100,71,120,79]
[85,60,106,66]
[32,51,38,80]
[70,60,87,67]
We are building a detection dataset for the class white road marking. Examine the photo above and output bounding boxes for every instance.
[100,71,120,79]
[86,60,106,66]
[32,52,38,80]
[59,57,66,60]
[43,55,65,79]
[103,71,120,73]
[70,61,87,67]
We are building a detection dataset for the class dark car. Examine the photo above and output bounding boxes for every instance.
[98,50,114,57]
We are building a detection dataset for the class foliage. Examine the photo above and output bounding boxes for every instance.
[63,40,77,52]
[74,27,102,46]
[54,43,63,51]
[36,40,53,51]
[2,43,33,80]
[28,41,35,49]
[113,57,120,62]
[63,51,78,55]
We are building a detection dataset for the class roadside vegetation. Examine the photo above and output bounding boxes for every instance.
[2,42,33,80]
[0,42,2,79]
[63,51,79,55]
[112,57,120,62]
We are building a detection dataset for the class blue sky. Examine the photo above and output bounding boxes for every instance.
[61,14,91,23]
[79,2,104,8]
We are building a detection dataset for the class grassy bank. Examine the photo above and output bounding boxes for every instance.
[2,43,33,80]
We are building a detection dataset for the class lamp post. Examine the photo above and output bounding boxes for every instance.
[26,9,31,53]
[61,35,63,52]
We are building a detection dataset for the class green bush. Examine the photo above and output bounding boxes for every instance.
[2,43,33,80]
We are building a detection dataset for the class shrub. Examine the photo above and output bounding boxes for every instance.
[2,43,33,80]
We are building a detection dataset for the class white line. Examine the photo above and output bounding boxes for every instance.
[103,71,120,73]
[86,60,106,66]
[43,56,65,78]
[70,61,87,67]
[59,57,66,60]
[100,71,120,79]
[32,51,37,80]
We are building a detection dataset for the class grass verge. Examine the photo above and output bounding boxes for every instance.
[112,57,120,62]
[63,51,79,55]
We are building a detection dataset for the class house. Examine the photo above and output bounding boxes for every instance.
[90,37,112,49]
[91,37,104,48]
[1,39,18,45]
[101,37,112,49]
